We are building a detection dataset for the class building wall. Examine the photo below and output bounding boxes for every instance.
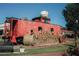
[13,20,61,37]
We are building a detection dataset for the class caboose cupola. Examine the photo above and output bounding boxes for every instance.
[32,11,51,24]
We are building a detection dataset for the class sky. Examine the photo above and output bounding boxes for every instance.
[0,3,67,27]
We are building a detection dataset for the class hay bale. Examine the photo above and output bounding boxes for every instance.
[23,34,35,46]
[23,31,58,46]
[34,31,58,45]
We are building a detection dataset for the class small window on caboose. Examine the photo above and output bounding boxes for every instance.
[50,28,54,32]
[0,30,3,35]
[30,29,34,35]
[31,30,33,32]
[38,26,42,31]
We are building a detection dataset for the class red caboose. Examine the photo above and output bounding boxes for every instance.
[3,16,62,44]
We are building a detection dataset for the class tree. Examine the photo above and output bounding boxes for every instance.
[63,4,79,48]
[63,4,79,31]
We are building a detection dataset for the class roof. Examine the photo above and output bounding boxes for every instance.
[32,17,50,21]
[5,17,63,28]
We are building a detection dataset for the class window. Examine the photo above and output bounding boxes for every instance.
[50,28,54,32]
[31,30,33,33]
[30,29,34,35]
[44,20,48,23]
[0,30,3,35]
[38,26,42,31]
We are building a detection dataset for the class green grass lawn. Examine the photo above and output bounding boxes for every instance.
[0,44,67,56]
[26,45,66,55]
